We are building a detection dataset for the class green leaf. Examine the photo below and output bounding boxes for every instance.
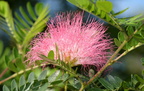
[127,26,134,36]
[0,1,15,37]
[113,8,128,16]
[67,0,122,34]
[31,80,41,90]
[142,70,144,78]
[24,82,34,91]
[47,50,54,60]
[114,38,121,47]
[19,75,26,87]
[8,61,18,72]
[14,12,31,28]
[7,2,49,48]
[119,14,144,25]
[128,38,138,47]
[19,6,33,25]
[107,75,118,88]
[118,32,125,42]
[96,1,113,13]
[4,55,10,66]
[134,74,144,84]
[127,14,143,23]
[12,48,19,58]
[0,41,4,57]
[67,84,79,90]
[0,1,9,17]
[35,3,43,16]
[48,70,60,82]
[22,2,49,46]
[28,72,35,82]
[134,34,144,43]
[68,78,80,90]
[59,73,69,81]
[51,80,63,85]
[3,85,10,91]
[37,83,48,91]
[106,14,111,21]
[87,88,103,91]
[131,75,138,85]
[11,79,18,91]
[99,78,114,90]
[38,70,47,81]
[26,2,37,20]
[123,43,130,50]
[15,57,26,70]
[140,29,144,38]
[141,58,144,65]
[68,0,89,7]
[114,76,122,85]
[100,10,106,18]
[107,75,122,89]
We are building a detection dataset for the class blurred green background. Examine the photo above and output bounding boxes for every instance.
[0,0,144,89]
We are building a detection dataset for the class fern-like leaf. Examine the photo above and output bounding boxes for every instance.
[67,0,124,30]
[0,1,15,39]
[40,54,77,76]
[3,69,72,91]
[14,2,49,47]
[0,1,49,52]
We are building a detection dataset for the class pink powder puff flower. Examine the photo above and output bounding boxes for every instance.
[26,12,113,70]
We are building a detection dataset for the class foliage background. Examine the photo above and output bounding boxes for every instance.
[0,0,144,91]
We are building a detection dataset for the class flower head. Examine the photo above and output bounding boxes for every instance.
[26,12,113,70]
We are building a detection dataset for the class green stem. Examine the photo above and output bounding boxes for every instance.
[108,14,123,31]
[79,83,84,91]
[0,68,9,79]
[114,43,143,62]
[40,55,85,90]
[64,81,68,91]
[79,77,85,91]
[83,24,144,89]
[0,64,45,85]
[85,40,128,88]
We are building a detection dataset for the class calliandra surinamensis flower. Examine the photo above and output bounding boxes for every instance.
[26,12,113,70]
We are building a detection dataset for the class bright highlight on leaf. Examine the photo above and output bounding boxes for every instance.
[96,1,113,13]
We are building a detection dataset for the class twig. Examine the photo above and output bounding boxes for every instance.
[0,68,9,79]
[84,23,144,89]
[85,40,127,87]
[0,64,45,84]
[114,43,143,62]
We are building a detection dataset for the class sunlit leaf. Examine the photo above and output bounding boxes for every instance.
[134,74,144,84]
[3,85,10,91]
[15,57,26,70]
[48,70,60,82]
[28,72,35,83]
[118,32,125,42]
[37,83,48,91]
[11,79,18,91]
[51,80,63,85]
[47,50,54,60]
[114,38,121,47]
[113,8,128,16]
[8,61,18,72]
[35,3,43,16]
[38,70,47,81]
[99,78,114,90]
[26,2,37,20]
[96,1,113,13]
[19,75,26,87]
